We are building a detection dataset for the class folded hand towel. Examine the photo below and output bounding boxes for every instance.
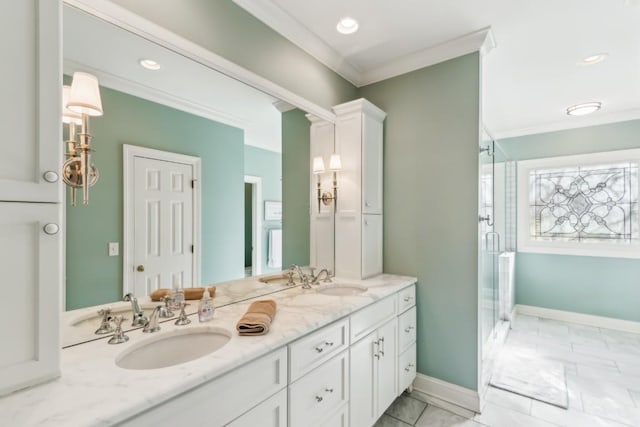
[236,300,276,336]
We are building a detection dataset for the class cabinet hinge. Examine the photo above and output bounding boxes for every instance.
[191,179,195,189]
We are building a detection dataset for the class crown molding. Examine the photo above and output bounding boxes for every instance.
[333,98,387,121]
[63,59,246,129]
[273,100,296,113]
[233,0,362,86]
[491,108,640,140]
[360,27,495,87]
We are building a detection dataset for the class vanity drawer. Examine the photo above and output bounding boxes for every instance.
[398,306,417,353]
[226,388,287,427]
[289,318,349,382]
[289,350,349,427]
[398,342,417,393]
[350,295,396,343]
[398,284,416,313]
[318,404,349,427]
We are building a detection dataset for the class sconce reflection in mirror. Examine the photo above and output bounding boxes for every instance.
[312,153,342,213]
[62,72,104,206]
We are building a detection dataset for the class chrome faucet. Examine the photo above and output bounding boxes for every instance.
[143,306,162,333]
[123,293,148,327]
[289,265,311,289]
[310,268,333,285]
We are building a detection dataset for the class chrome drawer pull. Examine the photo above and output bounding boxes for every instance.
[403,296,414,302]
[379,337,385,357]
[404,325,415,333]
[404,363,415,372]
[325,388,334,393]
[373,340,380,359]
[325,341,334,347]
[315,341,335,353]
[315,396,323,402]
[315,346,324,353]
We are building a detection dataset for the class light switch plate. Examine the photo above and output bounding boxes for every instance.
[108,242,119,257]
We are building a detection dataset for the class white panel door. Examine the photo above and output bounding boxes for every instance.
[0,0,61,203]
[362,214,383,278]
[133,156,194,296]
[0,202,61,396]
[350,330,378,427]
[377,318,398,414]
[362,114,383,214]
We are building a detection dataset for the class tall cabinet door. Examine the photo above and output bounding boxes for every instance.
[350,330,378,427]
[0,0,61,203]
[0,202,62,396]
[377,317,398,413]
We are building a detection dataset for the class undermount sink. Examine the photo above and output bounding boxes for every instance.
[317,284,368,296]
[70,303,157,328]
[116,327,231,370]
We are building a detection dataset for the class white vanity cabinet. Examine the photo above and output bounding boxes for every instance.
[333,99,386,279]
[0,0,62,397]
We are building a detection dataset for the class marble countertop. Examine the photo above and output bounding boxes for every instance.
[2,274,416,427]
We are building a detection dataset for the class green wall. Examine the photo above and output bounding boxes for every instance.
[499,119,640,322]
[358,53,481,390]
[111,0,357,110]
[66,85,246,310]
[244,183,252,267]
[281,109,310,268]
[244,145,283,274]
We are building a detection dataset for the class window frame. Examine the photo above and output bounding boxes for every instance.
[517,148,640,259]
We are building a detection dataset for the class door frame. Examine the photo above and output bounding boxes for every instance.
[244,175,263,276]
[122,144,201,294]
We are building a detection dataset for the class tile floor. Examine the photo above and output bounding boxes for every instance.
[375,314,640,426]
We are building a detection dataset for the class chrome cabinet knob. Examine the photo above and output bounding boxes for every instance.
[43,223,59,235]
[136,265,145,272]
[43,171,59,183]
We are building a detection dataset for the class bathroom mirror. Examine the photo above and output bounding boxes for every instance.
[62,4,310,346]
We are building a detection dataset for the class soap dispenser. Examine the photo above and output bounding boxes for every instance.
[198,289,215,322]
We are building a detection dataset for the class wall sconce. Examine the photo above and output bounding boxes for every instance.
[62,72,103,206]
[312,153,341,213]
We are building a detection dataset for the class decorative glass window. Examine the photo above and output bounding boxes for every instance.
[517,149,640,258]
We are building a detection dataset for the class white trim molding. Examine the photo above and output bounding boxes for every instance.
[413,373,481,414]
[63,0,336,123]
[233,0,495,87]
[517,148,640,259]
[516,305,640,334]
[122,145,202,294]
[244,175,263,276]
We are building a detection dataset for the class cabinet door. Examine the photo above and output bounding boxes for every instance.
[362,114,383,214]
[362,214,383,278]
[377,317,398,413]
[0,0,61,203]
[0,202,61,396]
[227,389,287,427]
[350,330,378,427]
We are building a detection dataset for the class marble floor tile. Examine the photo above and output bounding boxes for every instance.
[416,406,486,427]
[474,402,559,427]
[385,395,427,425]
[531,400,629,427]
[374,414,413,427]
[484,386,532,415]
[582,394,640,426]
[566,373,636,407]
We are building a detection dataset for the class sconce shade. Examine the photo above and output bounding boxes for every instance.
[329,153,342,171]
[67,72,103,116]
[62,85,83,125]
[313,156,326,174]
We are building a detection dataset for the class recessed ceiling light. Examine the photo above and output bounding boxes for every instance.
[566,102,602,116]
[580,53,608,66]
[336,17,359,34]
[139,59,161,71]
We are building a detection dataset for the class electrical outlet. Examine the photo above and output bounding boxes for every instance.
[108,242,119,257]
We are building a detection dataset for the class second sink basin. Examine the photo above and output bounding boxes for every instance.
[317,284,368,296]
[116,326,231,370]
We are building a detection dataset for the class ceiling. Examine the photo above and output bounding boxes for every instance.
[235,0,640,139]
[64,5,282,152]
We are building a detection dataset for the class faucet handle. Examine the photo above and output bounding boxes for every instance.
[108,315,129,344]
[175,302,191,326]
[95,308,114,335]
[308,266,316,277]
[143,306,162,333]
[323,270,333,283]
[159,296,175,318]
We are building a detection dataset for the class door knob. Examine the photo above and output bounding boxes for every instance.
[136,265,145,272]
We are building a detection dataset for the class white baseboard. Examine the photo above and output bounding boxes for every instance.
[412,373,480,414]
[516,304,640,334]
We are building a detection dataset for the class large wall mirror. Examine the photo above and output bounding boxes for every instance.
[63,4,311,321]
